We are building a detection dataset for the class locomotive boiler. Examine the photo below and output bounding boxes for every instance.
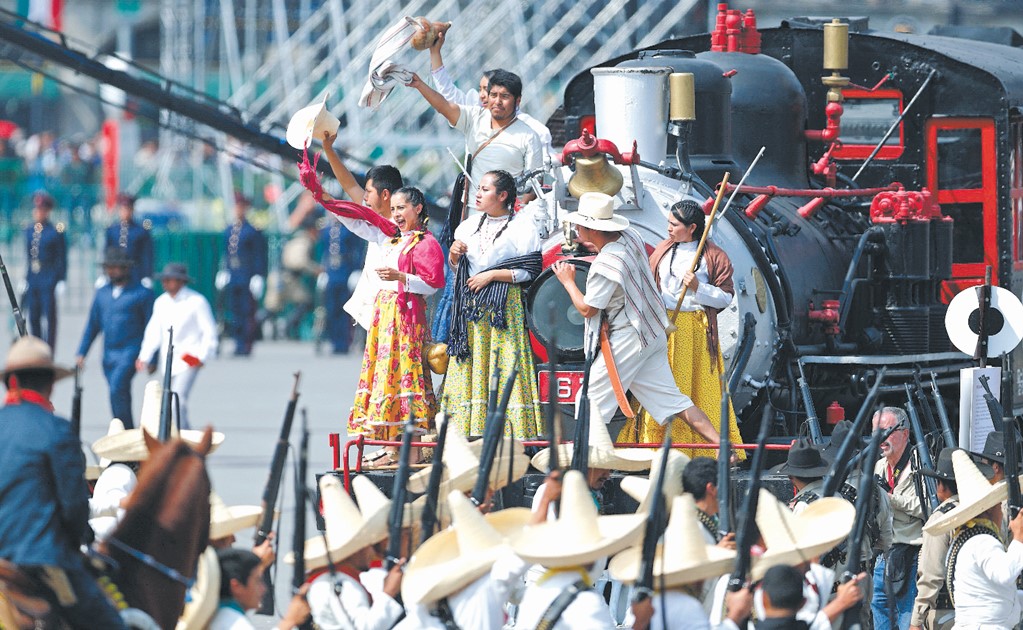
[525,5,1023,437]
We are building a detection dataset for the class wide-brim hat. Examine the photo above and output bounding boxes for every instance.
[155,263,192,283]
[101,246,134,268]
[562,192,630,232]
[821,420,858,463]
[776,438,831,478]
[531,413,654,473]
[209,494,262,540]
[923,449,1014,537]
[511,470,645,568]
[177,546,219,630]
[970,431,1006,466]
[619,448,691,513]
[752,489,855,581]
[0,336,73,381]
[91,381,224,461]
[286,94,341,150]
[919,447,993,482]
[609,494,736,587]
[403,491,530,606]
[408,426,531,495]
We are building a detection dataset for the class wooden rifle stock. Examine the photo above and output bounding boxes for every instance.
[158,327,174,441]
[0,249,26,337]
[822,367,886,497]
[471,357,519,506]
[387,416,418,570]
[633,431,674,603]
[419,412,450,546]
[729,401,773,591]
[838,427,883,630]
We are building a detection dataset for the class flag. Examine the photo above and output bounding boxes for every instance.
[18,0,63,30]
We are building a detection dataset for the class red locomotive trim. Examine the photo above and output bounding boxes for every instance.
[832,88,906,160]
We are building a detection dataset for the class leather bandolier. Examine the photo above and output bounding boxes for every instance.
[793,481,880,570]
[945,521,1000,608]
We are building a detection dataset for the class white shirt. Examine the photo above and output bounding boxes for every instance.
[514,568,615,629]
[951,536,1023,629]
[88,463,137,541]
[430,65,553,153]
[452,204,543,279]
[452,105,542,209]
[137,286,217,376]
[710,565,835,630]
[208,606,255,630]
[396,573,508,630]
[622,590,709,630]
[306,570,404,630]
[344,241,382,330]
[657,240,733,311]
[334,217,439,297]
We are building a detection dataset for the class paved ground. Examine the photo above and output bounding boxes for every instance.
[0,242,361,626]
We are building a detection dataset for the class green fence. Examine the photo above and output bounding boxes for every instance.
[151,231,222,304]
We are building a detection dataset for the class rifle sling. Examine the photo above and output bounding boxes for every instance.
[534,579,589,630]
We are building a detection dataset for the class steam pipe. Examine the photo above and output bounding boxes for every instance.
[837,227,885,331]
[724,183,901,198]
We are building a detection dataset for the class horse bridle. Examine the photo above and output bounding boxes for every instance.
[106,537,196,590]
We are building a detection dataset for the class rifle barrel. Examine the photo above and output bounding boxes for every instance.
[0,249,26,337]
[419,413,450,546]
[387,417,418,569]
[635,431,674,600]
[729,400,773,591]
[903,384,939,514]
[929,372,957,449]
[255,372,302,546]
[158,327,174,442]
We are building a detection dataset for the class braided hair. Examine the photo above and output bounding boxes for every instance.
[472,170,516,243]
[394,186,429,229]
[668,199,706,274]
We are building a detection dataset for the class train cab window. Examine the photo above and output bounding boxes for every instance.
[941,202,985,264]
[936,128,983,189]
[834,88,904,160]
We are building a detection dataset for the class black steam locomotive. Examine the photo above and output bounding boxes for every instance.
[524,6,1023,439]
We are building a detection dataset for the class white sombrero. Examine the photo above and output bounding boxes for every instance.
[209,494,262,541]
[402,491,531,606]
[923,449,1014,537]
[286,94,341,150]
[609,494,736,587]
[91,381,224,462]
[751,489,855,581]
[287,475,391,572]
[176,546,219,630]
[562,192,630,232]
[511,470,645,568]
[531,413,655,473]
[619,447,691,513]
[409,421,530,495]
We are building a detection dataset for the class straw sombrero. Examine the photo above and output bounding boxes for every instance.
[609,494,736,587]
[751,489,855,581]
[562,192,630,232]
[286,94,341,150]
[511,470,645,568]
[287,475,391,572]
[619,448,691,513]
[209,494,262,541]
[408,422,529,495]
[530,414,655,473]
[91,381,224,461]
[0,335,73,381]
[176,546,219,630]
[402,491,531,606]
[923,449,1013,537]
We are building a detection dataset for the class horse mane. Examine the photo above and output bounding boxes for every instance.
[116,438,196,534]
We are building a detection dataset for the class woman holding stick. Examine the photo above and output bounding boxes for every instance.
[621,199,743,458]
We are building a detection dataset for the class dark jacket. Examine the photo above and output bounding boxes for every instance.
[104,220,154,284]
[24,221,67,287]
[77,281,155,357]
[224,220,268,284]
[0,401,88,568]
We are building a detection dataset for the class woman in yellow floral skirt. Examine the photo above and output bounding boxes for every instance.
[621,199,744,459]
[446,170,543,439]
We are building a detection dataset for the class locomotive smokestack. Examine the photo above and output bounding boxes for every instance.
[668,72,696,175]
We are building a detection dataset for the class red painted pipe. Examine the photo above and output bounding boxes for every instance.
[723,183,900,198]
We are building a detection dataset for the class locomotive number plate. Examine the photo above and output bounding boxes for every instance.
[537,370,584,404]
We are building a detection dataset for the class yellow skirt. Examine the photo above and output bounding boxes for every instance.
[348,290,435,441]
[618,309,744,460]
[447,286,542,439]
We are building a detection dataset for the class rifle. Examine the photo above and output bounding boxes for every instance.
[386,416,418,570]
[797,362,824,444]
[0,248,26,337]
[903,384,939,516]
[70,366,82,439]
[838,426,883,630]
[719,313,757,536]
[729,400,773,592]
[570,339,598,480]
[929,372,957,449]
[822,367,887,498]
[292,409,313,629]
[842,420,901,480]
[911,370,939,436]
[419,411,450,546]
[158,327,174,441]
[975,267,993,367]
[978,374,1021,518]
[471,358,519,507]
[255,372,301,615]
[632,430,674,607]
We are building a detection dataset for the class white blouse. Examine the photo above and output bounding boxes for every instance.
[453,204,543,282]
[656,240,733,312]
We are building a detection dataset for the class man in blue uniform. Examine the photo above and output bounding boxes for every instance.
[104,193,154,287]
[222,193,268,356]
[0,336,128,629]
[22,191,67,349]
[75,248,155,429]
[318,216,364,354]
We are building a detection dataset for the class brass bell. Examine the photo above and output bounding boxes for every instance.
[567,154,624,199]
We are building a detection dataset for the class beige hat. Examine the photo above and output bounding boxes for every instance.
[511,469,645,568]
[619,448,691,513]
[531,413,655,473]
[0,336,72,381]
[176,546,219,630]
[408,422,530,495]
[923,449,1013,537]
[286,94,341,150]
[288,475,391,572]
[609,494,736,587]
[562,192,630,232]
[91,381,224,461]
[209,494,262,541]
[751,489,855,581]
[402,491,530,606]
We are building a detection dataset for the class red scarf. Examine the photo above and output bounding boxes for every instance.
[4,375,54,412]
